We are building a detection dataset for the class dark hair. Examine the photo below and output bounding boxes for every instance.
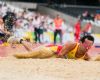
[80,35,94,43]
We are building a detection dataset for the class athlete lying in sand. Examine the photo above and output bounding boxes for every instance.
[13,35,99,61]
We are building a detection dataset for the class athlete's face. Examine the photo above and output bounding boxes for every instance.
[82,39,93,50]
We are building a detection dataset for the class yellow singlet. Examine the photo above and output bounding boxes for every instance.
[66,43,85,59]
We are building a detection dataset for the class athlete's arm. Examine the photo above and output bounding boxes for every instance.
[84,53,90,60]
[58,42,76,58]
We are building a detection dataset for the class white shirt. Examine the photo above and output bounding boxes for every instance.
[32,17,41,28]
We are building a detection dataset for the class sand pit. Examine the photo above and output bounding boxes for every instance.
[0,44,100,80]
[0,57,100,80]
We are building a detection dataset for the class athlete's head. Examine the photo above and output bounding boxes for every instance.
[80,35,94,50]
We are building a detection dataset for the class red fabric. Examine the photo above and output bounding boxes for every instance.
[57,45,63,54]
[74,21,81,41]
[46,44,63,54]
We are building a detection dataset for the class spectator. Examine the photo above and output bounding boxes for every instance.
[53,14,63,44]
[32,15,41,43]
[38,21,45,43]
[3,10,16,32]
[74,20,81,42]
[81,22,92,37]
[0,16,10,42]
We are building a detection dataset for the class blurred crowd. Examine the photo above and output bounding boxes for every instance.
[0,2,97,45]
[79,10,100,27]
[0,2,74,45]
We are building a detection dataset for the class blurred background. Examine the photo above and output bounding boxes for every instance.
[0,0,100,44]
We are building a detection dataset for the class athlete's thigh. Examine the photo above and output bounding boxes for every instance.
[36,46,55,58]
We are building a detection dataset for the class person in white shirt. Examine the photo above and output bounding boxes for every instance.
[32,15,41,43]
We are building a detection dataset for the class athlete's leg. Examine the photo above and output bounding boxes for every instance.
[14,46,55,59]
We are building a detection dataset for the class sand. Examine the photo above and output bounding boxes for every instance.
[0,44,100,80]
[0,57,100,80]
